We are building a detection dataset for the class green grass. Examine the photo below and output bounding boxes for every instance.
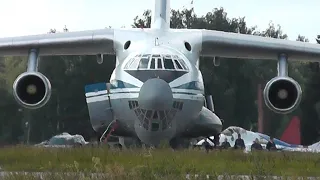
[0,145,320,179]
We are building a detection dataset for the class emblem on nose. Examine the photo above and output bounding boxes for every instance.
[138,78,173,110]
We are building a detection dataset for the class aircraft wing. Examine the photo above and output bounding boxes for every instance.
[0,28,116,57]
[199,29,320,62]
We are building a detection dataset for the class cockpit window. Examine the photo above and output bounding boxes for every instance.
[150,58,156,69]
[130,57,140,69]
[178,58,188,70]
[124,58,134,69]
[174,60,183,69]
[138,54,151,69]
[163,55,175,70]
[138,58,148,69]
[157,58,163,69]
[124,53,189,71]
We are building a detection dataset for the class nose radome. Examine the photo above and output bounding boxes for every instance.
[138,78,173,110]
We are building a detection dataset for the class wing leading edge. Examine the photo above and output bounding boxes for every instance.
[0,28,117,57]
[199,29,320,62]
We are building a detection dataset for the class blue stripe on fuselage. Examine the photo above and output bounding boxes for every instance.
[84,80,138,93]
[84,80,203,94]
[84,82,107,93]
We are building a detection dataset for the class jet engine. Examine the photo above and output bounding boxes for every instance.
[13,72,51,109]
[263,76,302,114]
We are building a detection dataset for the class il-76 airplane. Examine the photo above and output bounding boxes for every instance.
[1,0,320,148]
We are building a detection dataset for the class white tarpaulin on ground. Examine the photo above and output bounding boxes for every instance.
[35,132,89,147]
[196,126,320,153]
[308,141,320,150]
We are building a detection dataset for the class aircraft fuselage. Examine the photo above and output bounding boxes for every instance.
[85,6,223,146]
[86,33,208,145]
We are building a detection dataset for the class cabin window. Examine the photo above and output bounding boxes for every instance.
[173,101,177,109]
[178,102,183,110]
[173,101,183,110]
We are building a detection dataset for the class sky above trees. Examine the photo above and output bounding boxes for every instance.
[0,0,319,42]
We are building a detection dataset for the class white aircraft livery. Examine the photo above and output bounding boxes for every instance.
[1,0,320,148]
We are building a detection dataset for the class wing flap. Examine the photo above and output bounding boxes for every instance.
[0,28,116,56]
[200,29,320,62]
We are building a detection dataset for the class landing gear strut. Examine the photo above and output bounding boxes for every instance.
[169,137,190,150]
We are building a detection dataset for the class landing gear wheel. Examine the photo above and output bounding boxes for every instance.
[169,137,179,150]
[214,133,220,148]
[169,137,190,150]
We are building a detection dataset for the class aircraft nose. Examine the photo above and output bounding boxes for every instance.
[138,78,173,110]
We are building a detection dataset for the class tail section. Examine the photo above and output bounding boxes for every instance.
[151,0,170,29]
[280,116,301,145]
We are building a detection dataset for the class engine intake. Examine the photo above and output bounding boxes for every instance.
[13,72,51,109]
[263,77,302,114]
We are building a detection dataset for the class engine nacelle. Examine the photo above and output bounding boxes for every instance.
[13,72,51,109]
[263,76,302,114]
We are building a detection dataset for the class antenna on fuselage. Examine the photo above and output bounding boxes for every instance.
[155,37,159,46]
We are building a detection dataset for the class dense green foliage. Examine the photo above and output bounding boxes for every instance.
[0,146,320,179]
[0,7,319,145]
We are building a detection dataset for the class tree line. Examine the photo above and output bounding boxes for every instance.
[0,7,319,145]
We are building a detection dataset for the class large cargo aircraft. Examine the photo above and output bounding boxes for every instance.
[1,0,320,148]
